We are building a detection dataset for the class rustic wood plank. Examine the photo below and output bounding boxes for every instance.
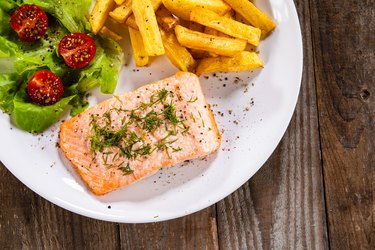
[310,0,375,249]
[216,0,329,248]
[119,206,218,249]
[0,162,120,250]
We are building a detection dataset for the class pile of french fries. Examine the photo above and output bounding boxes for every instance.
[89,0,276,75]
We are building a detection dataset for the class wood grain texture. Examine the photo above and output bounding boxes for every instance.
[119,206,219,249]
[310,0,375,249]
[1,0,373,248]
[0,162,120,250]
[216,0,329,248]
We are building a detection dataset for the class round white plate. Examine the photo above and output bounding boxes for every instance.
[0,0,302,223]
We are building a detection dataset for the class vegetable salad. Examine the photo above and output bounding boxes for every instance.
[0,0,124,133]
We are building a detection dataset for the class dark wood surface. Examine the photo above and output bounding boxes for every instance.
[1,0,373,249]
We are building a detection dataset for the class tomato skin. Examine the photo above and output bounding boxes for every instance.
[58,33,97,69]
[27,70,64,106]
[10,4,48,43]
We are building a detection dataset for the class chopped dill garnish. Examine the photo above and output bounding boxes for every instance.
[190,113,196,123]
[103,112,111,126]
[188,96,198,103]
[129,110,142,127]
[134,143,152,156]
[118,163,134,175]
[172,147,183,152]
[198,111,205,127]
[142,110,162,132]
[102,153,109,165]
[163,104,179,125]
[114,95,123,104]
[88,89,190,162]
[156,89,169,102]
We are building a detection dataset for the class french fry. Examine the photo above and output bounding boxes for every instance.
[132,0,165,56]
[234,12,248,25]
[156,5,180,32]
[109,0,133,23]
[115,0,126,4]
[182,21,217,57]
[188,21,205,32]
[128,27,149,66]
[107,0,269,74]
[195,51,263,75]
[189,49,209,59]
[223,9,234,18]
[222,0,276,37]
[204,26,229,38]
[126,0,162,29]
[173,21,211,58]
[162,0,230,20]
[201,27,223,57]
[174,25,246,57]
[100,26,123,41]
[89,0,115,34]
[190,7,261,46]
[160,29,196,72]
[125,16,138,29]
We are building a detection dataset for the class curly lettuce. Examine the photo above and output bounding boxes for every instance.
[0,0,124,133]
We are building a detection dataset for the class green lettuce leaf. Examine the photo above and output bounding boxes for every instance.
[96,38,124,94]
[0,73,20,113]
[65,38,124,94]
[0,37,18,73]
[12,88,76,133]
[69,96,89,117]
[0,36,18,57]
[0,0,21,12]
[23,0,92,33]
[0,8,11,35]
[0,0,124,133]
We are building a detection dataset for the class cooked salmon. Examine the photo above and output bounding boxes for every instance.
[60,72,221,195]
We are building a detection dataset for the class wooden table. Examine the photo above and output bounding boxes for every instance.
[1,0,373,249]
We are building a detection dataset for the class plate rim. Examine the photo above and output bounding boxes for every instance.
[0,0,303,223]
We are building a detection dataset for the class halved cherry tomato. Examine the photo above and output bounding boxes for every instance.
[10,4,48,43]
[27,70,64,106]
[58,33,96,69]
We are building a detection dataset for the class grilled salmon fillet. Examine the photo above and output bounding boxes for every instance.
[60,72,221,195]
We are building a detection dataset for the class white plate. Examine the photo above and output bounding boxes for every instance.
[0,0,302,223]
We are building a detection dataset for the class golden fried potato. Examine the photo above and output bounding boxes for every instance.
[126,0,162,29]
[115,0,126,4]
[160,29,196,72]
[162,0,230,20]
[132,0,165,56]
[190,7,261,46]
[128,27,149,66]
[156,5,180,32]
[188,49,211,59]
[174,25,246,57]
[204,26,229,38]
[100,26,123,41]
[223,0,276,37]
[109,0,133,23]
[89,0,115,34]
[188,21,205,32]
[195,51,263,75]
[125,15,138,29]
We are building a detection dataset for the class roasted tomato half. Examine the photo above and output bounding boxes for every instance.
[27,70,64,106]
[10,4,48,42]
[58,33,97,69]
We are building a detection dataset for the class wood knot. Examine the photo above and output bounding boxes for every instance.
[359,89,370,101]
